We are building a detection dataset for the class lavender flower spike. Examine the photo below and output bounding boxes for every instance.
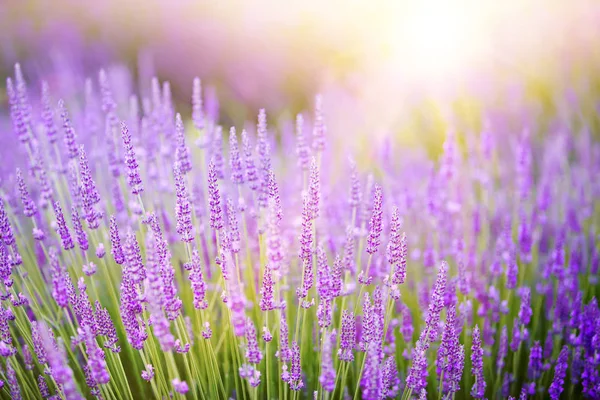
[470,325,486,399]
[122,121,143,195]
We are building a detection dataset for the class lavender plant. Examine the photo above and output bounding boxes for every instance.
[0,62,598,400]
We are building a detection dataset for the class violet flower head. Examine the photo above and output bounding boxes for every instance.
[242,129,259,190]
[31,321,47,364]
[124,229,145,285]
[348,159,361,209]
[6,359,21,400]
[174,164,194,242]
[339,310,356,362]
[212,126,225,180]
[470,325,486,399]
[71,206,88,251]
[259,263,275,311]
[173,378,189,394]
[208,160,223,231]
[289,341,304,390]
[497,325,508,371]
[549,345,569,400]
[519,287,532,326]
[245,318,262,364]
[298,194,313,262]
[141,364,154,382]
[366,184,383,255]
[175,113,192,175]
[6,77,28,144]
[529,341,543,381]
[52,201,73,251]
[425,261,448,342]
[189,248,208,309]
[40,323,84,399]
[82,325,110,385]
[144,232,175,351]
[41,81,58,144]
[16,169,36,218]
[308,157,321,220]
[37,375,49,398]
[109,216,125,265]
[229,126,245,184]
[296,113,311,171]
[278,310,291,362]
[58,99,78,159]
[122,121,144,195]
[49,247,69,308]
[319,329,336,392]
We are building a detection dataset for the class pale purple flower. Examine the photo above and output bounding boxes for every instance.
[289,341,304,390]
[470,325,486,399]
[52,201,73,251]
[122,122,143,195]
[208,160,223,231]
[339,310,356,362]
[549,345,569,400]
[175,114,192,175]
[229,127,245,184]
[245,318,262,364]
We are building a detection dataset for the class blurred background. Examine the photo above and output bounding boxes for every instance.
[1,0,599,151]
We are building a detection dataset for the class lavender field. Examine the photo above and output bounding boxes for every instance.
[0,60,597,400]
[0,2,600,399]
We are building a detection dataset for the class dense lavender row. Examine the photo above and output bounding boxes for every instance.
[0,62,599,400]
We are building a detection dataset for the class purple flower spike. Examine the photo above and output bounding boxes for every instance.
[82,325,110,385]
[366,184,383,255]
[71,206,88,251]
[58,99,78,159]
[208,160,223,231]
[339,310,356,362]
[549,345,569,399]
[16,169,37,218]
[6,359,21,400]
[289,341,304,390]
[425,261,448,342]
[245,318,262,364]
[470,325,486,399]
[124,229,145,285]
[41,89,61,142]
[109,216,125,265]
[39,322,84,399]
[229,127,245,184]
[122,122,143,195]
[79,146,101,229]
[174,164,194,242]
[52,201,73,251]
[259,264,275,311]
[278,310,291,362]
[242,130,259,190]
[145,232,175,351]
[175,114,192,175]
[308,157,320,220]
[6,77,28,144]
[212,126,225,180]
[173,378,189,394]
[189,248,208,309]
[295,114,311,171]
[37,375,49,398]
[518,287,532,326]
[319,330,336,392]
